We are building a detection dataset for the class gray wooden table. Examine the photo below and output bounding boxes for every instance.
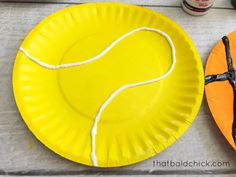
[0,0,236,176]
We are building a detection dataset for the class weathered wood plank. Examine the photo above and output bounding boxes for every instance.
[5,174,236,177]
[0,2,236,174]
[0,0,233,8]
[1,175,236,177]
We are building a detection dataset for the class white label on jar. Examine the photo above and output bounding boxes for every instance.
[184,0,215,9]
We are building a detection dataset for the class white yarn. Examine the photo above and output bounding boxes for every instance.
[19,27,176,166]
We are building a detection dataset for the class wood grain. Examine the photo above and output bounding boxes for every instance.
[0,1,236,176]
[0,0,233,8]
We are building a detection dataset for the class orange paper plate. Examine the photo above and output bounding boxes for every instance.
[205,31,236,150]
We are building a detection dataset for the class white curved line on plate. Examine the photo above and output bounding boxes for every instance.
[18,27,176,166]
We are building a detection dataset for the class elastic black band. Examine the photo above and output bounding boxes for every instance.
[205,73,229,85]
[222,36,234,72]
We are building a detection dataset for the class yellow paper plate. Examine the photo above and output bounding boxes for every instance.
[13,2,204,167]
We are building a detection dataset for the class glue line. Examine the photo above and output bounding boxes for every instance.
[19,27,176,166]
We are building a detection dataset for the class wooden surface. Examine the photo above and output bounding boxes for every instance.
[0,0,236,176]
[0,0,233,8]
